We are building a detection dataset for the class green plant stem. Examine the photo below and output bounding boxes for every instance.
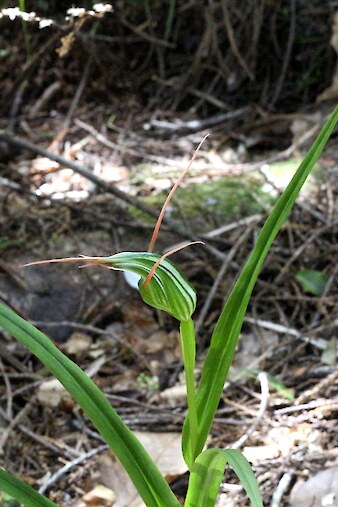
[185,449,262,507]
[19,0,31,60]
[164,0,176,41]
[180,318,198,465]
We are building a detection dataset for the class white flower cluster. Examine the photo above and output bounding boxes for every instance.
[0,4,113,28]
[66,4,113,20]
[0,7,54,28]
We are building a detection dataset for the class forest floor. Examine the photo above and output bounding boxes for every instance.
[0,17,338,507]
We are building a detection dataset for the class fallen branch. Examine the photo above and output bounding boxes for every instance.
[0,130,156,216]
[0,130,226,260]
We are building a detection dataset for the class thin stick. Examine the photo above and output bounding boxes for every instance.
[230,372,269,450]
[147,134,209,253]
[270,471,294,507]
[0,131,172,224]
[38,445,108,495]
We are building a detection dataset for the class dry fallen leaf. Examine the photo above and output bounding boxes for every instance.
[244,423,321,465]
[37,378,71,408]
[82,484,116,506]
[122,301,158,334]
[97,454,140,507]
[122,301,181,367]
[64,332,92,357]
[94,162,129,183]
[97,432,188,507]
[159,384,187,405]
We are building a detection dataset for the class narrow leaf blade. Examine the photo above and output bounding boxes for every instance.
[182,106,338,464]
[225,449,263,507]
[0,305,180,507]
[0,468,57,507]
[185,449,262,507]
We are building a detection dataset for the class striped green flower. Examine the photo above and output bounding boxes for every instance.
[105,252,196,322]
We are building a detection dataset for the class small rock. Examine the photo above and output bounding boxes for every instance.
[37,378,70,408]
[289,467,338,506]
[64,332,92,356]
[82,485,116,506]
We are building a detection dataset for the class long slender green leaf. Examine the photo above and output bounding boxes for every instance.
[185,449,262,507]
[0,305,180,507]
[225,450,263,507]
[182,106,338,465]
[0,468,57,507]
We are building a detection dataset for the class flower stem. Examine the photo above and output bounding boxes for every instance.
[180,318,198,464]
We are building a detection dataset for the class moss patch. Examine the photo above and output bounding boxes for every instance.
[130,175,276,232]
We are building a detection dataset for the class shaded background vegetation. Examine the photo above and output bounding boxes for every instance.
[0,0,336,122]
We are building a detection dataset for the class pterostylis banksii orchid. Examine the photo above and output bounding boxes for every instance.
[23,135,208,465]
[5,107,337,507]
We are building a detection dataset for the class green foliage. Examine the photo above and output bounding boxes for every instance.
[181,105,338,466]
[0,49,10,58]
[0,237,22,251]
[0,469,56,507]
[0,491,21,507]
[137,373,160,390]
[133,175,275,226]
[0,305,179,507]
[185,449,263,507]
[85,251,197,322]
[295,269,329,296]
[0,105,337,507]
[247,369,295,401]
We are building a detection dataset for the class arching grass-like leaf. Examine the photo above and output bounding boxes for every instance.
[0,468,57,507]
[0,305,180,507]
[182,106,338,466]
[185,449,262,507]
